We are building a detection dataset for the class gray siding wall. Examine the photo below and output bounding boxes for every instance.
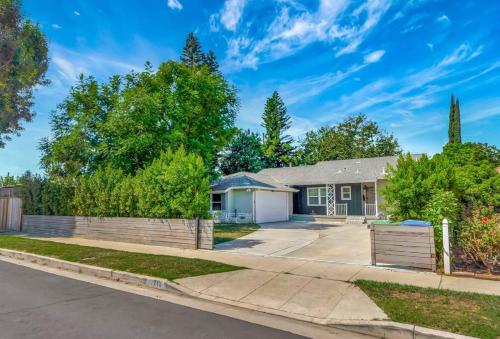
[335,183,362,215]
[292,185,326,215]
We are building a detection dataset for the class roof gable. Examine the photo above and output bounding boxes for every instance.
[211,172,297,192]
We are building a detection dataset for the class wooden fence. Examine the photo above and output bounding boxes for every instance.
[0,198,22,232]
[368,224,436,271]
[22,215,213,250]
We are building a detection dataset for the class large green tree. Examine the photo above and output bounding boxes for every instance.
[219,129,265,175]
[0,0,49,147]
[448,94,462,144]
[40,60,237,178]
[296,114,401,165]
[261,91,294,167]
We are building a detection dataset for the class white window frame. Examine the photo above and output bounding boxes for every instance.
[307,187,326,206]
[211,193,223,211]
[341,186,351,200]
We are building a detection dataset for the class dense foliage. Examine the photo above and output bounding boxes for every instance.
[261,91,294,168]
[219,129,265,175]
[0,0,49,147]
[40,55,237,178]
[382,143,499,269]
[296,114,401,165]
[7,149,210,219]
[135,147,210,219]
[459,211,499,272]
[3,171,73,215]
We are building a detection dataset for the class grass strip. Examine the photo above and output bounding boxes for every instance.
[0,235,242,280]
[214,223,260,245]
[355,279,500,339]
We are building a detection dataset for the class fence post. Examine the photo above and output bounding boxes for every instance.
[442,218,451,275]
[195,217,200,250]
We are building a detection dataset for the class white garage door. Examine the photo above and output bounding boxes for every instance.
[255,191,289,223]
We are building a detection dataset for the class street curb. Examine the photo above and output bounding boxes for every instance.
[0,248,182,295]
[329,320,475,339]
[0,248,473,339]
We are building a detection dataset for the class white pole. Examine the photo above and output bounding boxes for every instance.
[442,218,451,275]
[374,181,378,216]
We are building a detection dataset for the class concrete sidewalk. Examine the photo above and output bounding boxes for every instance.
[27,236,500,296]
[175,269,387,323]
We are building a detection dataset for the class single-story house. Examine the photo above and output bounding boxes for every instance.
[210,155,421,223]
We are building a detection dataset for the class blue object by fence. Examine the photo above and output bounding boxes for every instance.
[400,219,432,227]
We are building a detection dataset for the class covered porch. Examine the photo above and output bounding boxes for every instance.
[292,182,380,217]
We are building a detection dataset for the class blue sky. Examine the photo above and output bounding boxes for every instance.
[1,0,499,176]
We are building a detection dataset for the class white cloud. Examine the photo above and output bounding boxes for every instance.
[210,0,247,32]
[364,49,385,64]
[167,0,182,10]
[73,10,80,16]
[52,55,87,81]
[436,14,450,23]
[222,0,391,72]
[426,42,434,50]
[51,23,62,29]
[50,45,143,86]
[220,0,246,31]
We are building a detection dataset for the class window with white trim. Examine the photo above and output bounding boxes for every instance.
[341,186,351,200]
[211,193,223,211]
[307,187,326,206]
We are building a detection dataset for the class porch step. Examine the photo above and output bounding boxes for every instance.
[292,214,345,223]
[345,216,367,224]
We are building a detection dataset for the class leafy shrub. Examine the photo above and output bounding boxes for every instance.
[135,147,210,219]
[73,166,127,217]
[381,153,454,220]
[40,179,74,216]
[422,191,460,264]
[459,211,499,273]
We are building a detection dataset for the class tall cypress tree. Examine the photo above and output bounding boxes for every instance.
[448,94,462,144]
[448,94,456,143]
[180,32,204,67]
[454,98,462,144]
[261,91,294,168]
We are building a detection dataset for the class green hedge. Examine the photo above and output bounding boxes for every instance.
[12,148,210,219]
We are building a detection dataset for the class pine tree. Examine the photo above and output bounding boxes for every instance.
[203,50,220,75]
[180,32,204,67]
[261,91,294,168]
[454,98,462,144]
[448,94,456,143]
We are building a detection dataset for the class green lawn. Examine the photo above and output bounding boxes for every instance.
[355,280,500,339]
[214,223,260,244]
[0,236,242,280]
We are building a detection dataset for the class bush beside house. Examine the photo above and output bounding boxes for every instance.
[381,142,500,272]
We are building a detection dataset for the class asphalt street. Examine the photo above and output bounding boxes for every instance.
[0,260,305,339]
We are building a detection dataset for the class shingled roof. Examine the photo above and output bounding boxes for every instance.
[258,155,421,186]
[211,172,297,192]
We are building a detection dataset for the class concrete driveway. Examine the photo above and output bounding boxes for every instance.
[215,221,371,265]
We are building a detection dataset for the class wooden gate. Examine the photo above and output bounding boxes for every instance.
[0,197,22,232]
[368,223,436,271]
